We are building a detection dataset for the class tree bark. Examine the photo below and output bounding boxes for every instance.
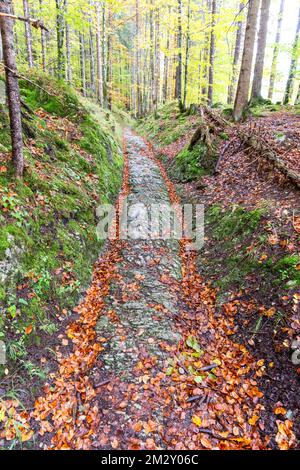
[55,0,65,79]
[227,2,244,105]
[39,0,46,71]
[295,82,300,105]
[175,0,183,110]
[79,32,86,97]
[208,0,217,106]
[0,0,24,178]
[233,0,260,122]
[183,0,191,109]
[135,0,142,116]
[251,0,271,100]
[95,1,103,105]
[283,6,300,105]
[23,0,34,68]
[154,6,160,111]
[65,0,72,83]
[268,0,285,101]
[162,19,170,104]
[106,7,113,110]
[89,25,96,97]
[149,0,155,111]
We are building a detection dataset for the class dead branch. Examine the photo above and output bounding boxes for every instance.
[0,12,49,32]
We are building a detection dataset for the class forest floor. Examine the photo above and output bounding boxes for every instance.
[1,92,299,450]
[24,128,297,450]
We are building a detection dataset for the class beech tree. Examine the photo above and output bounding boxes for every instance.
[251,0,271,100]
[227,2,244,105]
[55,0,65,79]
[233,0,260,121]
[175,0,183,110]
[208,0,216,106]
[0,0,24,177]
[268,0,285,101]
[23,0,34,67]
[283,5,300,105]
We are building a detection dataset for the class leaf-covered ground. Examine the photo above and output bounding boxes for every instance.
[1,129,296,450]
[138,103,300,448]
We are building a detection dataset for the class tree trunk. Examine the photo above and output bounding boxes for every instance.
[183,0,191,109]
[227,2,244,105]
[233,0,260,122]
[39,0,46,71]
[162,23,170,104]
[251,0,271,100]
[79,32,87,97]
[135,0,141,116]
[0,0,24,178]
[208,0,217,106]
[268,0,285,101]
[95,1,103,105]
[295,83,300,105]
[201,1,210,101]
[89,26,96,97]
[283,6,300,105]
[175,0,183,110]
[154,6,160,111]
[162,6,171,105]
[65,0,72,83]
[149,0,155,111]
[102,3,107,108]
[55,0,65,79]
[23,0,34,68]
[106,7,113,110]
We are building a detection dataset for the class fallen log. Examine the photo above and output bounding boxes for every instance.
[246,135,300,189]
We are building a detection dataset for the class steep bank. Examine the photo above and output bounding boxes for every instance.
[0,71,123,441]
[137,102,300,448]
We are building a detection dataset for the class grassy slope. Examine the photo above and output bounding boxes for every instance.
[0,72,124,393]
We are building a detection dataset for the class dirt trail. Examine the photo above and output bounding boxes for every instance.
[30,130,297,450]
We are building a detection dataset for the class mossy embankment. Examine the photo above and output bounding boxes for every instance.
[0,72,124,395]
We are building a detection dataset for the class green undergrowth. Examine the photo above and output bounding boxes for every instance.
[200,204,300,295]
[0,71,124,389]
[137,101,202,146]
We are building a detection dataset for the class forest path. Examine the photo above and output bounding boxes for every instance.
[93,131,183,449]
[33,130,268,450]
